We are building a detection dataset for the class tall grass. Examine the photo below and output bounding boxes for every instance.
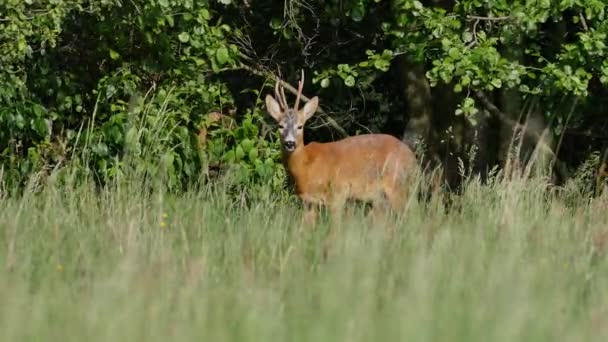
[1,171,607,341]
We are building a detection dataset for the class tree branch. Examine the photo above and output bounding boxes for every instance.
[579,12,589,31]
[472,90,569,179]
[466,15,512,21]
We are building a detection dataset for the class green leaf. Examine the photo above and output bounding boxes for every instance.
[448,47,460,59]
[490,78,503,88]
[15,114,25,129]
[464,97,475,107]
[215,47,230,65]
[33,118,48,137]
[17,39,27,52]
[166,15,174,27]
[373,59,390,71]
[248,147,259,161]
[178,32,190,43]
[320,78,330,88]
[109,49,120,60]
[351,4,365,22]
[224,150,235,162]
[235,145,245,160]
[270,18,282,30]
[344,75,356,87]
[462,31,473,43]
[92,142,109,157]
[382,49,393,58]
[241,138,254,153]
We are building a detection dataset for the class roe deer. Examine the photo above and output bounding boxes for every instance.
[265,71,417,224]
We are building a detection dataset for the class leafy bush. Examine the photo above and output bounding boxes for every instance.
[0,0,280,193]
[1,0,608,196]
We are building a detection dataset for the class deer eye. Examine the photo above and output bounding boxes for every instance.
[278,124,285,129]
[297,125,303,130]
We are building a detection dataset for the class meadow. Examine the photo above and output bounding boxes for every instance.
[1,174,607,342]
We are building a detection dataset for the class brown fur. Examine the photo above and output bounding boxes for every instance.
[286,134,416,209]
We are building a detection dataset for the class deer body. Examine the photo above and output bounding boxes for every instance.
[285,134,415,206]
[266,72,417,224]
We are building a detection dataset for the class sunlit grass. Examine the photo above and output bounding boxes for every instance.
[1,176,607,341]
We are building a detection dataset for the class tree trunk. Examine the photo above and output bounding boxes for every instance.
[467,108,498,181]
[397,56,434,163]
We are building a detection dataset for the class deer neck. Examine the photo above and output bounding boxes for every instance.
[282,144,309,179]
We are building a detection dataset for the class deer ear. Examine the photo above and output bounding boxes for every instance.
[265,94,283,122]
[300,96,319,122]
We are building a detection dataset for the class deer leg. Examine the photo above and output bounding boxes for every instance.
[321,196,347,261]
[368,198,388,223]
[364,196,394,240]
[302,202,318,228]
[386,189,406,213]
[328,195,347,227]
[384,173,413,216]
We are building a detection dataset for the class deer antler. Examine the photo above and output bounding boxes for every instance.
[273,70,308,112]
[274,76,291,110]
[279,81,288,110]
[274,81,286,110]
[294,69,304,111]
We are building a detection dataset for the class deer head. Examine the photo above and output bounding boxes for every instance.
[265,71,319,153]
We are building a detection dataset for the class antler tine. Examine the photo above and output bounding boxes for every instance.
[280,79,288,110]
[274,80,284,110]
[294,69,304,111]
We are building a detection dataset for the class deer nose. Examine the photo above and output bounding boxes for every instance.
[284,141,296,150]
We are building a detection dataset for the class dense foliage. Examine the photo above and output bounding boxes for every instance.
[1,0,607,193]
